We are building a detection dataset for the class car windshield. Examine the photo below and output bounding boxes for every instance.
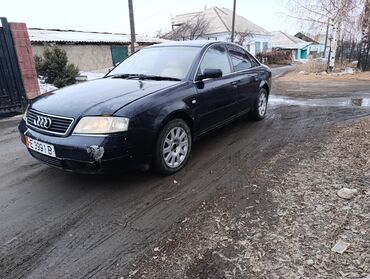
[108,46,201,80]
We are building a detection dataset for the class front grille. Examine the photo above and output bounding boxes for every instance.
[26,109,74,135]
[29,150,64,168]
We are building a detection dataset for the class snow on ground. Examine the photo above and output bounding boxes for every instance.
[38,68,109,94]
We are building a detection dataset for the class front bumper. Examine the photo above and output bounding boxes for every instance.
[18,120,144,173]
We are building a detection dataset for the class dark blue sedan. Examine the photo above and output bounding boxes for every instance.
[19,41,271,174]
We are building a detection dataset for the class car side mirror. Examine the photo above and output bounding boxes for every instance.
[197,68,223,81]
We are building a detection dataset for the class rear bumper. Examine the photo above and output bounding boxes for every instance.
[18,120,146,173]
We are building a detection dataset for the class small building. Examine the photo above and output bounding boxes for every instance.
[29,28,167,72]
[272,31,312,61]
[167,6,272,55]
[294,32,327,58]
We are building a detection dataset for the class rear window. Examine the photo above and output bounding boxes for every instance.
[227,45,253,72]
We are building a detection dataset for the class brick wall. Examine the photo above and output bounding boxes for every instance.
[9,23,40,100]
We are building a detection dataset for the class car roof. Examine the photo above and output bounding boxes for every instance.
[148,40,220,48]
[148,40,250,51]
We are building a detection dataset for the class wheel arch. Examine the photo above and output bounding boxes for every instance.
[159,110,194,137]
[259,81,270,97]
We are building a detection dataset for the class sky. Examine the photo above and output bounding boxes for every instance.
[2,0,299,37]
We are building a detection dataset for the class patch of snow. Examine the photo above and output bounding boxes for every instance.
[78,72,106,81]
[344,67,354,74]
[38,79,57,94]
[28,29,168,44]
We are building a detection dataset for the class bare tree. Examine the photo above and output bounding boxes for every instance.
[285,0,363,71]
[234,30,254,47]
[155,29,165,38]
[164,14,210,40]
[358,0,370,70]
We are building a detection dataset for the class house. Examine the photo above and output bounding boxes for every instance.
[28,28,167,72]
[167,6,272,55]
[272,31,312,60]
[294,32,327,58]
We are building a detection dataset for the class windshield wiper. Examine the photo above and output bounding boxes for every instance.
[148,76,181,81]
[109,74,180,81]
[107,74,131,79]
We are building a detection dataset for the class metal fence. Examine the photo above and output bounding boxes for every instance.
[0,17,26,115]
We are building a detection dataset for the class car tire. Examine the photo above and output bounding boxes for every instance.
[249,88,268,121]
[154,119,192,175]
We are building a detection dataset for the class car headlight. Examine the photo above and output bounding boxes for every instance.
[73,116,129,134]
[23,106,29,121]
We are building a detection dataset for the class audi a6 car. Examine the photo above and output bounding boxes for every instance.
[19,41,271,174]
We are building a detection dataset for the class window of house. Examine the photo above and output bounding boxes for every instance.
[199,44,232,76]
[227,45,252,71]
[255,42,261,53]
[263,42,268,52]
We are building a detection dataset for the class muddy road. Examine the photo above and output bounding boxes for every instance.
[1,76,370,278]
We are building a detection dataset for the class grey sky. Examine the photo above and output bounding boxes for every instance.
[2,0,298,36]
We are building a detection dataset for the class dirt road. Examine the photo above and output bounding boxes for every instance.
[0,73,369,278]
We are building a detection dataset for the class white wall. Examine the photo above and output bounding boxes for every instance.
[198,32,272,55]
[245,35,272,55]
[308,44,327,55]
[32,44,114,71]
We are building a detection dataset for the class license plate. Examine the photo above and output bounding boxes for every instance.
[26,136,56,158]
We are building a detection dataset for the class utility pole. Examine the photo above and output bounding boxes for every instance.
[231,0,236,42]
[128,0,136,54]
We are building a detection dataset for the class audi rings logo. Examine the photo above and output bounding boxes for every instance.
[33,115,52,129]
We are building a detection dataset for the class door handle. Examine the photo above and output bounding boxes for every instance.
[231,81,240,88]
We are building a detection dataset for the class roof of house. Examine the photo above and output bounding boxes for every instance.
[294,32,320,44]
[28,28,167,44]
[272,31,312,49]
[172,7,271,36]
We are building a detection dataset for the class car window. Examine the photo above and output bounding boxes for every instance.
[227,45,252,71]
[248,54,260,67]
[109,46,201,80]
[199,45,232,76]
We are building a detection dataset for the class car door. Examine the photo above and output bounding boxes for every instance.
[195,44,240,133]
[226,45,260,113]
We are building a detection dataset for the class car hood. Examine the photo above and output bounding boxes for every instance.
[31,78,180,118]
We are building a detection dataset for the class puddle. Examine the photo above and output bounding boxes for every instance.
[269,95,370,108]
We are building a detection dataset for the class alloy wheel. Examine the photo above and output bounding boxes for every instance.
[162,127,189,168]
[258,92,267,117]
